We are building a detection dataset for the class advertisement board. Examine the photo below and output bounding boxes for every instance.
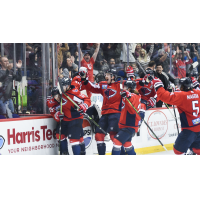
[0,116,58,155]
[0,106,181,155]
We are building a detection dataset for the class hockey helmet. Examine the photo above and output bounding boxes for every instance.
[51,87,60,96]
[79,66,88,77]
[104,68,118,81]
[124,80,136,90]
[179,77,193,91]
[61,77,71,87]
[145,68,154,77]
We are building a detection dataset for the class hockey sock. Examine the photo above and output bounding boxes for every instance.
[125,146,136,155]
[72,145,81,155]
[112,146,121,155]
[97,143,106,155]
[60,139,69,155]
[120,146,126,155]
[80,142,86,155]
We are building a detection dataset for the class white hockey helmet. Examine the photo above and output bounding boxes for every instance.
[79,66,88,77]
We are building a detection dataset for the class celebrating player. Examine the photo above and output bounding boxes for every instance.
[153,77,200,155]
[58,78,91,155]
[135,68,157,133]
[80,68,124,155]
[46,87,68,155]
[112,80,141,155]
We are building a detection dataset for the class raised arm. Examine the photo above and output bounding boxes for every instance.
[92,43,100,62]
[148,44,154,57]
[77,43,83,61]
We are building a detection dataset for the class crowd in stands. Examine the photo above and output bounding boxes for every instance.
[0,43,200,118]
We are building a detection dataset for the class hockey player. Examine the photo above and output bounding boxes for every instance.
[71,67,92,98]
[153,77,200,155]
[112,80,141,155]
[58,77,91,155]
[80,68,124,155]
[46,87,68,155]
[135,68,157,134]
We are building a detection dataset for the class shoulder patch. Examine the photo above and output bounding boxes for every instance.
[102,85,107,89]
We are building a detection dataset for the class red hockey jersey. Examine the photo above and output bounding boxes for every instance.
[136,78,157,101]
[46,96,60,120]
[61,86,91,121]
[157,87,200,132]
[83,81,122,115]
[71,75,92,98]
[119,93,141,131]
[173,59,193,78]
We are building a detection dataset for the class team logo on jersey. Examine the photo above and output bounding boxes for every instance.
[62,98,68,106]
[87,64,92,70]
[102,85,107,89]
[104,89,117,99]
[82,118,93,149]
[121,100,125,109]
[140,87,152,96]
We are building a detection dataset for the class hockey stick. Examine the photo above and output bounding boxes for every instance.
[57,79,109,136]
[126,97,168,151]
[164,102,176,120]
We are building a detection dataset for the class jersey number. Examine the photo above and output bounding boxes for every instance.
[192,101,199,117]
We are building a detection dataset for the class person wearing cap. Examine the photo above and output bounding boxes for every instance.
[79,43,100,82]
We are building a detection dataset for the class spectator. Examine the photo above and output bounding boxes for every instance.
[155,63,169,107]
[137,44,154,70]
[120,43,136,63]
[102,43,122,63]
[89,43,106,71]
[0,57,22,118]
[80,43,100,82]
[134,43,146,59]
[131,63,140,79]
[57,43,69,69]
[153,45,170,73]
[60,56,78,78]
[68,43,77,56]
[108,58,123,72]
[172,46,193,78]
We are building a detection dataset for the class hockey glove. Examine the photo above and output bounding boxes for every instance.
[143,74,153,85]
[126,66,134,78]
[147,97,156,108]
[120,90,131,98]
[77,103,88,113]
[153,79,164,91]
[54,111,64,122]
[191,77,200,89]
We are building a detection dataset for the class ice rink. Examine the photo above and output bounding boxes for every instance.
[145,150,174,155]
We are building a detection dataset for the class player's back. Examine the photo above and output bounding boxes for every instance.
[175,89,200,132]
[119,93,141,131]
[46,97,60,116]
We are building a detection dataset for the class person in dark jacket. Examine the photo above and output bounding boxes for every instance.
[155,62,169,107]
[0,56,22,118]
